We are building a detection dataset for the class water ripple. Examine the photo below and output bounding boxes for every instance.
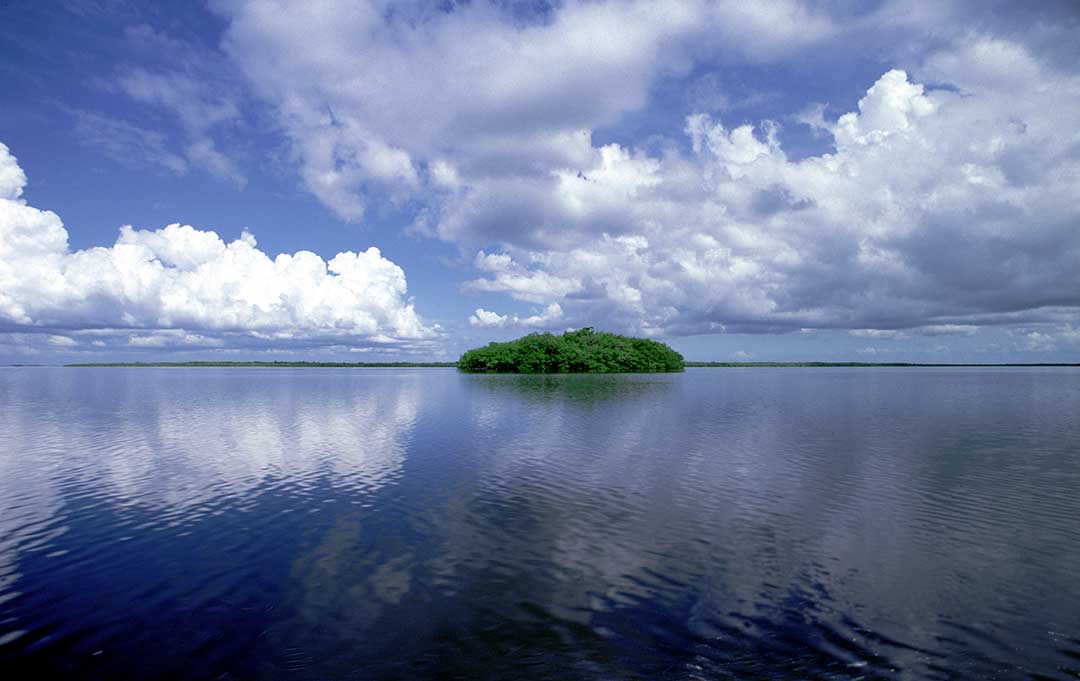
[1,367,1079,678]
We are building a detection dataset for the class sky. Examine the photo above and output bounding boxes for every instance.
[1,0,1079,363]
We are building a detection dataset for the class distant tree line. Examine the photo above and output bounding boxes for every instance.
[457,328,685,373]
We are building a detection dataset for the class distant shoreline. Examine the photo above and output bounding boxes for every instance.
[683,362,1080,368]
[48,361,1080,368]
[63,361,459,368]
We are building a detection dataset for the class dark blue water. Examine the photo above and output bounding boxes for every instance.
[2,367,1079,679]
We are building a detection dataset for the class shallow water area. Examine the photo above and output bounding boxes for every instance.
[1,366,1079,679]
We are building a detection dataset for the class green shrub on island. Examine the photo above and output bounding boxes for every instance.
[457,328,684,373]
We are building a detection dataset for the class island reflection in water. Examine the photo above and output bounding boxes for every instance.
[1,367,1080,679]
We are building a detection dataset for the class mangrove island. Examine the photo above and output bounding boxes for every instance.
[457,328,684,373]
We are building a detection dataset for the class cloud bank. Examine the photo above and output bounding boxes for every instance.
[5,1,1080,358]
[459,57,1080,335]
[219,0,834,223]
[212,1,1080,341]
[0,143,433,350]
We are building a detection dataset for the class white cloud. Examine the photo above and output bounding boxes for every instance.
[469,303,563,329]
[115,67,239,132]
[919,324,978,336]
[212,2,1080,340]
[0,146,26,200]
[458,42,1080,336]
[1024,331,1056,352]
[468,308,508,329]
[217,0,835,222]
[84,24,249,186]
[112,67,246,186]
[71,110,190,176]
[184,137,245,187]
[833,69,935,146]
[0,142,433,348]
[514,302,564,329]
[850,329,907,340]
[464,250,584,304]
[127,331,225,348]
[14,3,1079,352]
[1022,325,1080,352]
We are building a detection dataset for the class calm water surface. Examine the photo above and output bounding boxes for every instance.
[1,367,1079,679]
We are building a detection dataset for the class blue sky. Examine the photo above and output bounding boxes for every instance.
[1,0,1079,363]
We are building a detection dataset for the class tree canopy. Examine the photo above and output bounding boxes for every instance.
[457,328,684,373]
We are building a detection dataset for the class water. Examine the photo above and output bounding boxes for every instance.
[2,367,1080,679]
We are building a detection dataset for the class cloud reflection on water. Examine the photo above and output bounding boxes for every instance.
[2,368,1080,679]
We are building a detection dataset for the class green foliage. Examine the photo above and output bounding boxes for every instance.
[457,328,684,373]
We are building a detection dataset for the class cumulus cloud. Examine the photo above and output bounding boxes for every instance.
[11,0,1077,356]
[0,142,433,348]
[1021,325,1080,353]
[468,303,563,329]
[202,2,1080,342]
[467,308,508,329]
[460,48,1080,335]
[0,148,26,199]
[464,251,582,304]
